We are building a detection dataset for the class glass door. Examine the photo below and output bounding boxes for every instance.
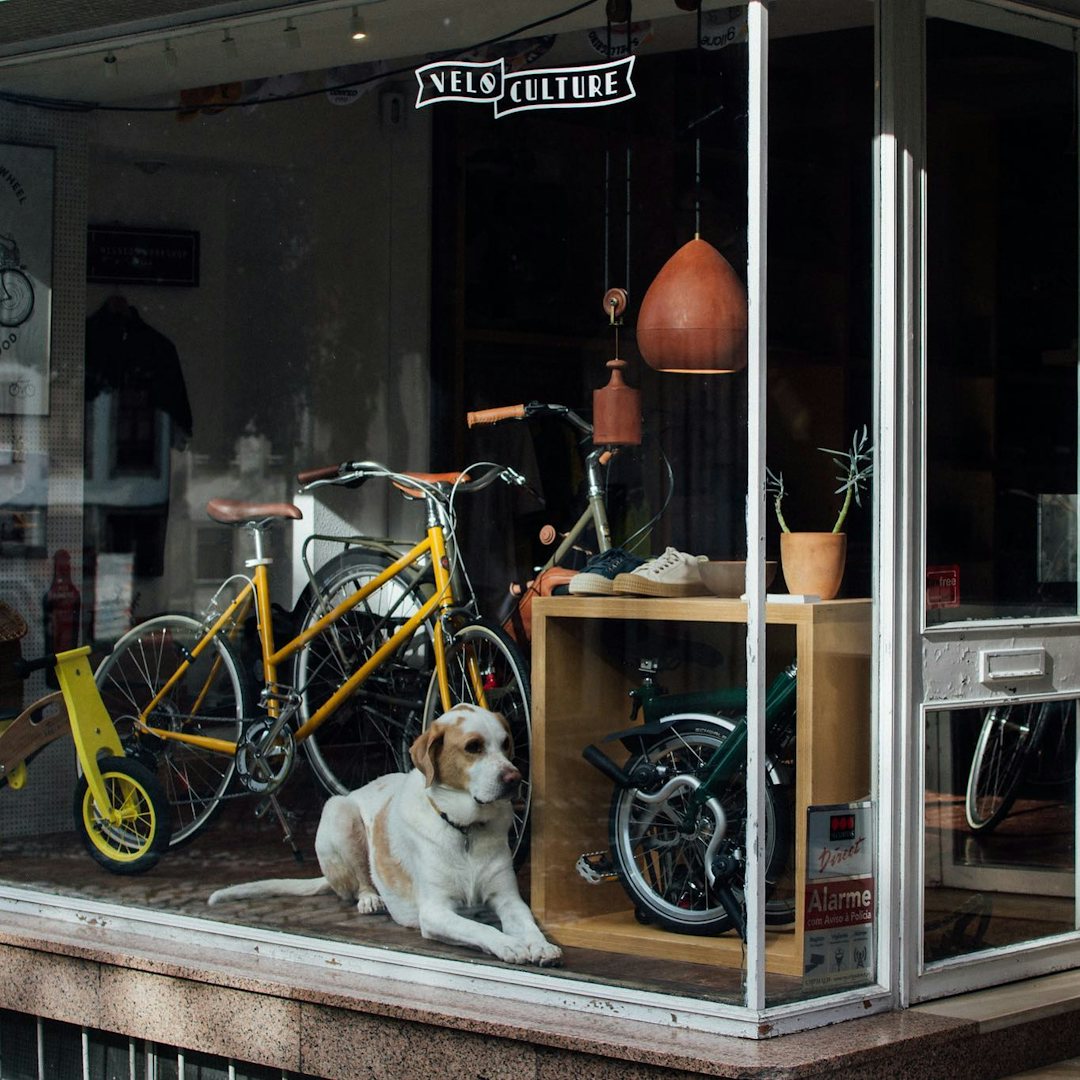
[915,0,1080,999]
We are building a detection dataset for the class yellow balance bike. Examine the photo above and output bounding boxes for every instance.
[0,646,171,873]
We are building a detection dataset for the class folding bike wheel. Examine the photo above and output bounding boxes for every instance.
[608,718,794,935]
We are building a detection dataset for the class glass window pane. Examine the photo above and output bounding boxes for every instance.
[924,700,1075,963]
[764,0,875,1006]
[926,16,1078,625]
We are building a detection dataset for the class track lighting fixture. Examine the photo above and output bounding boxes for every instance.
[351,7,367,40]
[163,40,178,68]
[103,53,118,77]
[222,30,239,59]
[283,18,301,49]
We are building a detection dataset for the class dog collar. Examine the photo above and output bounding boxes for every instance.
[428,797,482,851]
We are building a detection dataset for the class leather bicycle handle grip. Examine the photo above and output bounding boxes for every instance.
[297,463,344,486]
[467,404,527,427]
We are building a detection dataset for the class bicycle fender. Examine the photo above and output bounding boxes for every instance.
[601,712,737,752]
[641,689,745,723]
[601,712,791,787]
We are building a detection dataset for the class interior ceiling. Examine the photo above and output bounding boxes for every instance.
[2,0,1074,110]
[0,0,708,107]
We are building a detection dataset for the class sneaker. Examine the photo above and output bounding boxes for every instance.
[613,546,709,597]
[567,547,647,595]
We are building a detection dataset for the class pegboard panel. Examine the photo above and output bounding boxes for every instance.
[0,103,88,838]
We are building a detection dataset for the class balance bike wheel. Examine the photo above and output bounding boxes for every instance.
[73,755,172,874]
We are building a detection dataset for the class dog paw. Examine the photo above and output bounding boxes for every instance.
[529,940,564,967]
[491,940,534,965]
[356,891,385,914]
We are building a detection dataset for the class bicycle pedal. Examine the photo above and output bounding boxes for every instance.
[576,851,618,884]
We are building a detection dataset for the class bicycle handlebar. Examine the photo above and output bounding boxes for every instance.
[297,460,534,501]
[467,401,593,438]
[467,404,527,427]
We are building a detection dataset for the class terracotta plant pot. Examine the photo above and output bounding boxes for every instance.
[780,532,847,601]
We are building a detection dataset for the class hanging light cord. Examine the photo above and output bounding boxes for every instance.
[0,0,606,113]
[694,0,702,239]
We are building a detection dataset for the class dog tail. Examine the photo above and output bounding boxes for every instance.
[207,876,333,905]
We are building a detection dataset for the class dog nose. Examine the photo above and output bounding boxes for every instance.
[500,765,522,785]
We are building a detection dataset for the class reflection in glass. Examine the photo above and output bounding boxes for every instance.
[924,702,1075,964]
[926,18,1078,624]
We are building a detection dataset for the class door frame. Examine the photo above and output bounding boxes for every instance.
[898,0,1080,1004]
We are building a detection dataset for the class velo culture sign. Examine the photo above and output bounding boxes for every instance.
[414,55,635,118]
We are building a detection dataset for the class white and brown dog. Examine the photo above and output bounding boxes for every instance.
[208,704,562,966]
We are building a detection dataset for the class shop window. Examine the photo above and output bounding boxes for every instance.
[0,0,878,1030]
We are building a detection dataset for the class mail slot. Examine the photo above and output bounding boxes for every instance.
[979,647,1047,683]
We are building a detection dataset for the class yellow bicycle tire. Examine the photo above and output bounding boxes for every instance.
[73,755,172,874]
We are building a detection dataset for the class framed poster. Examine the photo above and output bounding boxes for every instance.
[0,143,53,416]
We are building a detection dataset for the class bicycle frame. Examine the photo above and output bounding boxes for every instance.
[587,662,797,819]
[534,445,615,572]
[131,517,474,759]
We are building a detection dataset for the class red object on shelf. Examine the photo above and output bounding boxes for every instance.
[43,549,80,686]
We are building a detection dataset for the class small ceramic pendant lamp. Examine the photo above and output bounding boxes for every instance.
[635,235,748,373]
[593,287,642,445]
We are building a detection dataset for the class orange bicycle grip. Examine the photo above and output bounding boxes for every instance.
[467,404,527,427]
[297,463,342,486]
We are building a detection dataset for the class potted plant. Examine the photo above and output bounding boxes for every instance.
[766,426,872,600]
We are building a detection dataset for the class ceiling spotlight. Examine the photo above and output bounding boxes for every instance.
[222,29,239,58]
[350,7,367,40]
[163,40,178,68]
[103,53,118,77]
[283,18,301,49]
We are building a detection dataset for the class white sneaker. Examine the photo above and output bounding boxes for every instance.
[613,547,709,597]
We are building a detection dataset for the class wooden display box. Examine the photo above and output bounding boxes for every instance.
[529,595,871,976]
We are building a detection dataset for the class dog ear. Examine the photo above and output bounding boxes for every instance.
[410,725,444,787]
[494,711,514,759]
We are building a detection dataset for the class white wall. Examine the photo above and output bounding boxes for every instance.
[86,82,433,615]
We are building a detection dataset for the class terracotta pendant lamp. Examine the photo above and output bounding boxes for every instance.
[636,235,748,373]
[593,287,642,445]
[636,0,747,374]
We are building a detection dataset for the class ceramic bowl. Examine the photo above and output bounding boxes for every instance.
[699,560,777,597]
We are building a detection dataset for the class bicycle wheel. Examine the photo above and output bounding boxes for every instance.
[422,620,532,863]
[608,718,794,935]
[966,700,1052,832]
[297,549,433,796]
[95,614,250,847]
[0,269,33,327]
[73,755,172,874]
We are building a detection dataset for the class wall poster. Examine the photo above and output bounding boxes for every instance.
[0,143,53,415]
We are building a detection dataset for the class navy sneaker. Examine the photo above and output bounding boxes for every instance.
[567,547,646,595]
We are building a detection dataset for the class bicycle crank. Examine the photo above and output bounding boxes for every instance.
[236,719,295,794]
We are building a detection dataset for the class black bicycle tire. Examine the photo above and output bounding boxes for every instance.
[965,700,1051,832]
[296,548,434,796]
[94,613,251,848]
[421,618,532,864]
[608,717,794,935]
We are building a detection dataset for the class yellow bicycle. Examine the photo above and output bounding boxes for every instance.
[94,462,533,859]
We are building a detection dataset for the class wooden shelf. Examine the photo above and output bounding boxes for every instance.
[529,595,872,977]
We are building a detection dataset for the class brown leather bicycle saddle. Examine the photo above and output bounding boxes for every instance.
[206,498,303,524]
